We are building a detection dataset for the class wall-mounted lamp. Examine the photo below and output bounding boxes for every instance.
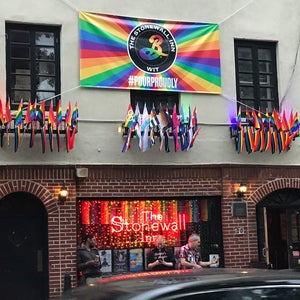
[237,183,247,198]
[118,122,127,136]
[58,185,68,205]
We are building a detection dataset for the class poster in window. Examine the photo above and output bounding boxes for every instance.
[129,248,144,272]
[98,249,112,273]
[113,249,128,273]
[209,254,219,268]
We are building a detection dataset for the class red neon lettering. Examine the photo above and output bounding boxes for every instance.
[110,212,186,234]
[111,216,123,233]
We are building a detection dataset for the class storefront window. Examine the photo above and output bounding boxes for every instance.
[77,197,223,273]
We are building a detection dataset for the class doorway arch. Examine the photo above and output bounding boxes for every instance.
[256,188,300,269]
[0,192,49,299]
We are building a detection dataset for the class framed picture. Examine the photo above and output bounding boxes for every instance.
[113,249,128,273]
[209,254,219,268]
[144,248,152,270]
[98,249,112,273]
[129,248,143,272]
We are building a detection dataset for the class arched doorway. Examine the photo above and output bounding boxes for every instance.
[257,188,300,269]
[0,192,49,300]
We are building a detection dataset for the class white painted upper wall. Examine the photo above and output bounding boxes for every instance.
[0,0,299,165]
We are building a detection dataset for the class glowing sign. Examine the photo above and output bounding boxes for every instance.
[110,210,186,243]
[78,199,200,248]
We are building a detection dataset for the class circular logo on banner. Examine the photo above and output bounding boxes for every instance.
[127,23,177,74]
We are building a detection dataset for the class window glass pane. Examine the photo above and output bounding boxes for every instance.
[10,91,31,105]
[239,73,253,85]
[260,101,275,113]
[35,32,54,46]
[259,74,271,86]
[240,100,255,115]
[259,61,272,73]
[36,91,55,101]
[11,45,30,58]
[237,47,252,59]
[36,62,55,75]
[131,90,179,115]
[11,75,31,89]
[36,47,55,60]
[238,60,253,72]
[11,30,30,43]
[258,48,272,61]
[260,87,274,100]
[11,60,30,74]
[36,76,55,91]
[240,86,254,99]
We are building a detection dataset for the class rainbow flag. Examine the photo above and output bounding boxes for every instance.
[172,104,180,152]
[272,109,281,131]
[0,99,3,125]
[48,100,55,152]
[14,100,23,152]
[259,124,265,152]
[56,100,63,151]
[200,199,210,222]
[271,131,278,154]
[236,106,242,130]
[264,128,272,151]
[79,12,221,94]
[4,99,12,146]
[252,109,260,130]
[71,102,79,128]
[237,127,244,153]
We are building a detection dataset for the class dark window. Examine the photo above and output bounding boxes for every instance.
[130,90,179,114]
[6,23,61,109]
[234,40,278,116]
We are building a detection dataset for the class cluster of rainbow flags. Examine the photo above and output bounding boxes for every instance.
[122,104,200,152]
[0,99,78,153]
[233,107,300,154]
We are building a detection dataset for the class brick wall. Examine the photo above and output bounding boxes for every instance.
[1,165,300,298]
[221,167,300,268]
[0,167,77,300]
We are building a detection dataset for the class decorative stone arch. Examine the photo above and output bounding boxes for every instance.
[0,179,63,298]
[0,179,58,214]
[248,178,300,204]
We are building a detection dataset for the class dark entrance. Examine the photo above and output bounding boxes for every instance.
[257,188,300,269]
[0,192,49,300]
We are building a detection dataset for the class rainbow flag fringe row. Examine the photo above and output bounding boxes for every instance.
[0,99,78,153]
[122,104,200,153]
[232,107,299,154]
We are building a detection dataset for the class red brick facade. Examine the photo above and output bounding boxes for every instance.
[0,165,300,298]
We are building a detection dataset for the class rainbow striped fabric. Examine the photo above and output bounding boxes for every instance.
[79,12,221,93]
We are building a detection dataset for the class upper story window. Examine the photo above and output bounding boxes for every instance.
[6,23,61,109]
[130,90,179,115]
[234,40,278,116]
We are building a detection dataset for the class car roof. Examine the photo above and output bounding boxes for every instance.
[64,268,300,300]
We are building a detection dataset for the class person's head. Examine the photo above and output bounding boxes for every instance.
[188,233,200,249]
[156,235,165,250]
[82,234,97,248]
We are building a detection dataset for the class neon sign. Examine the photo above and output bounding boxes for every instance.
[111,210,186,243]
[79,199,200,248]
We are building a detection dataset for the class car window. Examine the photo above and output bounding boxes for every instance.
[163,287,300,300]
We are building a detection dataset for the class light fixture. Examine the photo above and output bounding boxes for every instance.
[237,183,247,198]
[118,122,127,136]
[58,185,68,204]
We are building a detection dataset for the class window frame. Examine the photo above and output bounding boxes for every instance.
[6,22,61,110]
[130,90,179,115]
[234,39,279,116]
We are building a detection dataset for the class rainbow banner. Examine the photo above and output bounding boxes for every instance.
[79,12,221,94]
